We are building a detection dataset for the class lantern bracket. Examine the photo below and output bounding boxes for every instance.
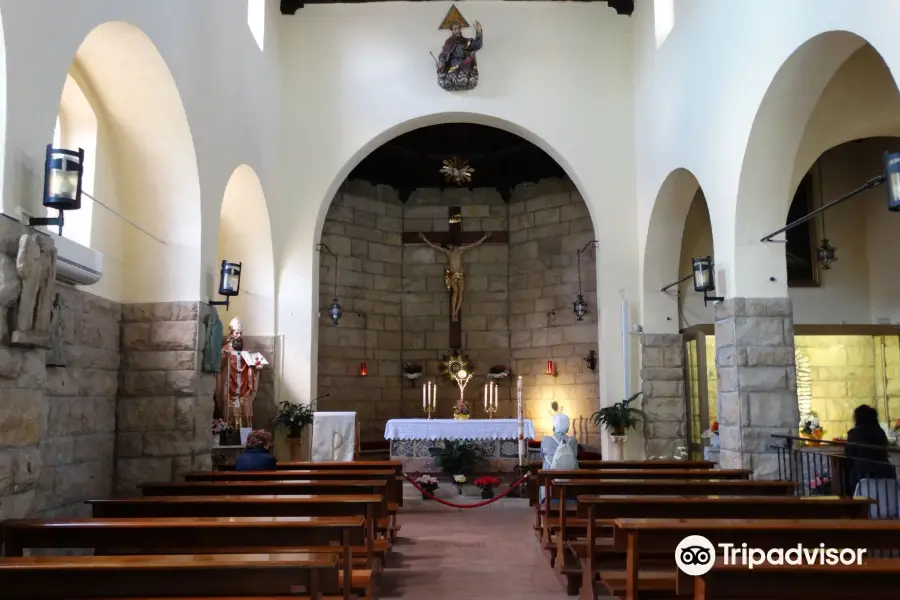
[701,290,724,306]
[29,211,65,236]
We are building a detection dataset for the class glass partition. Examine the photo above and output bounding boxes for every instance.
[683,326,900,448]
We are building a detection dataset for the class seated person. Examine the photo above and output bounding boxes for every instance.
[539,413,579,502]
[235,429,277,471]
[844,404,896,494]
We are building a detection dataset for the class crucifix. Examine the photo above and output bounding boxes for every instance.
[401,205,508,350]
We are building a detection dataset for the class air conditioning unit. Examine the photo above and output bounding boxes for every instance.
[47,232,104,286]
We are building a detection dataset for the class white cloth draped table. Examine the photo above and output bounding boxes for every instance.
[384,418,536,441]
[311,411,357,462]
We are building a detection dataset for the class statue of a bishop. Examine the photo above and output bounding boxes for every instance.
[215,317,268,429]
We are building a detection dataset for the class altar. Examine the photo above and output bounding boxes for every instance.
[384,418,536,473]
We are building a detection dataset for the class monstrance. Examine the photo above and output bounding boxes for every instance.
[442,352,472,419]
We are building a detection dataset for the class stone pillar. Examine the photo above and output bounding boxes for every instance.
[640,334,686,459]
[115,301,214,495]
[715,298,798,478]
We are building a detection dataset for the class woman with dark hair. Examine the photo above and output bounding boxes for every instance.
[844,405,895,494]
[235,429,277,471]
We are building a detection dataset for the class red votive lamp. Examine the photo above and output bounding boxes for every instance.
[546,360,554,376]
[360,362,368,377]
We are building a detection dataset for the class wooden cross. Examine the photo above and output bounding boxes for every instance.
[401,205,508,350]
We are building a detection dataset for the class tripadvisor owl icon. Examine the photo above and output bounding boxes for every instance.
[675,535,716,576]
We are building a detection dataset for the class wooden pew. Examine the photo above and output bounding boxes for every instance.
[613,518,899,600]
[575,496,873,600]
[687,558,900,599]
[547,480,796,594]
[535,469,750,538]
[139,479,396,543]
[184,469,402,529]
[1,516,366,600]
[527,460,715,507]
[0,552,339,600]
[87,495,385,566]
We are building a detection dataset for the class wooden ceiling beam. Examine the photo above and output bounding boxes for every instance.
[281,0,633,15]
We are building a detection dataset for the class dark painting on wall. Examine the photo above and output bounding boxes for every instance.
[785,172,820,287]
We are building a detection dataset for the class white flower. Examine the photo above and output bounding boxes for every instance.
[453,474,467,483]
[416,474,439,486]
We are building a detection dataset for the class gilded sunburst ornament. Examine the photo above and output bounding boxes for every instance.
[440,157,474,186]
[441,352,472,382]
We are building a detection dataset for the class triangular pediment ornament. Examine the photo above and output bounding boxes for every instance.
[439,4,470,30]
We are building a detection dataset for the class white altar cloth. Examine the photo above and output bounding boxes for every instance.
[384,418,536,441]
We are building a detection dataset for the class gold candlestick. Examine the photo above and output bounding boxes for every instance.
[422,381,436,419]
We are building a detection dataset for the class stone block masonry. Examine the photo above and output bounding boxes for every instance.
[714,298,799,479]
[38,284,120,517]
[115,301,215,495]
[640,334,686,459]
[317,181,404,440]
[508,179,600,441]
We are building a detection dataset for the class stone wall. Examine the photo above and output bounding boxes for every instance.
[640,334,686,458]
[508,180,600,440]
[317,181,404,440]
[715,298,799,478]
[401,188,510,420]
[115,301,214,495]
[39,284,120,517]
[243,334,278,431]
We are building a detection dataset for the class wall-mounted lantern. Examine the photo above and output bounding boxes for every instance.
[573,240,599,321]
[30,145,85,236]
[886,152,900,211]
[816,239,837,270]
[583,350,597,372]
[360,361,368,377]
[209,260,242,310]
[691,256,723,306]
[317,243,342,325]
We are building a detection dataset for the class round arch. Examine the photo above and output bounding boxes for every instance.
[311,112,594,243]
[218,164,275,336]
[641,168,704,333]
[71,21,201,303]
[731,30,898,298]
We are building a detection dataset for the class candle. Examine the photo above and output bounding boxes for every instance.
[546,360,553,375]
[493,381,497,410]
[423,383,427,410]
[431,382,436,409]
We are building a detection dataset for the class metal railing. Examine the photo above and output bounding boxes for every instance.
[772,434,900,519]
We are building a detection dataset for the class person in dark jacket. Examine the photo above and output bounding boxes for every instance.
[843,404,895,494]
[235,429,277,471]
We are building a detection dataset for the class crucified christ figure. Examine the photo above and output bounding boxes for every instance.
[419,231,491,322]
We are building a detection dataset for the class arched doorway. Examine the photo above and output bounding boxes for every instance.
[313,122,602,463]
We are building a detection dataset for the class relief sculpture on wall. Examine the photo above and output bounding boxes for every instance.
[434,5,482,92]
[9,233,57,349]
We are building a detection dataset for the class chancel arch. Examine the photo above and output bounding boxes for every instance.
[61,21,201,303]
[311,121,603,460]
[216,164,276,336]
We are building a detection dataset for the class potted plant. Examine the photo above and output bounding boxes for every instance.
[272,400,315,440]
[590,392,645,438]
[453,474,467,495]
[211,418,229,446]
[487,365,509,380]
[474,475,501,499]
[701,420,719,448]
[429,440,484,477]
[415,474,439,499]
[404,363,423,386]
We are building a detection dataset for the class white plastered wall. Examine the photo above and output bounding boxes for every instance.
[273,3,638,457]
[636,0,900,319]
[0,0,281,305]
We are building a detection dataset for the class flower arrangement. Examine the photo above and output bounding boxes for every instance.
[800,414,824,444]
[212,418,231,435]
[487,365,510,379]
[453,398,470,419]
[832,435,847,442]
[415,474,439,499]
[711,420,719,434]
[809,473,832,496]
[474,475,501,499]
[453,474,467,495]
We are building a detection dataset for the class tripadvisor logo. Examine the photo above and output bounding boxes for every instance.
[675,535,867,576]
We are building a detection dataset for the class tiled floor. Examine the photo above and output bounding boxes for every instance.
[380,484,583,600]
